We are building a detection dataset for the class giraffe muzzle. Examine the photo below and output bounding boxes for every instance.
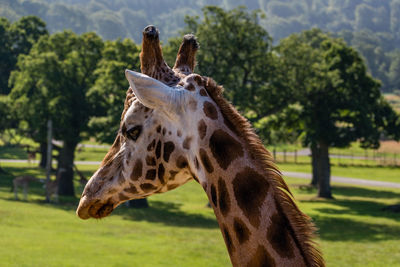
[76,195,115,220]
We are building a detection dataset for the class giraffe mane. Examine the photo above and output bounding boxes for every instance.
[204,77,325,267]
[100,88,136,168]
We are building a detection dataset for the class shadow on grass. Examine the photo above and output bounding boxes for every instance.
[48,198,219,229]
[0,145,28,160]
[45,198,218,229]
[117,200,219,229]
[332,185,400,199]
[299,185,400,222]
[312,199,400,221]
[296,184,400,199]
[314,215,400,241]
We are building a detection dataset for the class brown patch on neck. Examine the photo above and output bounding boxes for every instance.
[197,120,207,139]
[232,167,269,228]
[246,245,276,267]
[222,225,235,257]
[203,101,218,120]
[209,129,244,170]
[267,210,295,259]
[217,177,230,216]
[233,218,250,244]
[130,159,143,181]
[199,149,214,173]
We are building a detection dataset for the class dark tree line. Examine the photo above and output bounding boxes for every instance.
[2,0,400,92]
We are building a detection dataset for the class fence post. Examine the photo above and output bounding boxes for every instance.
[273,148,276,162]
[364,149,368,167]
[283,149,286,163]
[45,119,53,203]
[294,149,297,164]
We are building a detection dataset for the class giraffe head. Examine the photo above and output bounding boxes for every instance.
[76,26,325,267]
[76,26,213,219]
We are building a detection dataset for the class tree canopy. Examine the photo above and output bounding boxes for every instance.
[2,0,400,92]
[0,16,47,94]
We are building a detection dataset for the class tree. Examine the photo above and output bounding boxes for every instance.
[0,16,47,94]
[275,29,400,198]
[171,6,292,123]
[0,96,13,173]
[0,18,12,95]
[10,30,104,196]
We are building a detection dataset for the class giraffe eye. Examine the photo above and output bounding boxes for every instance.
[126,125,142,141]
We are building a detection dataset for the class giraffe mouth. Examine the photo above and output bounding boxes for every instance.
[76,195,115,219]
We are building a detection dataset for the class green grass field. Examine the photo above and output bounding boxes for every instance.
[1,162,400,266]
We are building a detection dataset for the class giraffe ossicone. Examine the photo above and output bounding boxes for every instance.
[76,26,325,267]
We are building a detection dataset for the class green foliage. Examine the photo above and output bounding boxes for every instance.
[0,96,13,135]
[275,29,400,149]
[87,38,140,143]
[0,16,47,94]
[9,30,104,144]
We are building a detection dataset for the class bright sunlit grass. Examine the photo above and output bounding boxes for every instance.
[1,163,399,266]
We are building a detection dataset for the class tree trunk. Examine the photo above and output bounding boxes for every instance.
[39,142,47,168]
[126,199,149,208]
[57,141,77,196]
[310,144,318,186]
[315,141,332,198]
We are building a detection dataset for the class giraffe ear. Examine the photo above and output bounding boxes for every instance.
[125,69,181,111]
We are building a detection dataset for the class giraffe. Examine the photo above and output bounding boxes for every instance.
[76,26,324,267]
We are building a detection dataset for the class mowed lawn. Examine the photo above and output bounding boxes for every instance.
[0,163,400,266]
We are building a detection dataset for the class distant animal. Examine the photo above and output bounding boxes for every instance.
[12,175,58,202]
[45,178,59,203]
[12,175,42,200]
[27,151,36,164]
[25,145,38,165]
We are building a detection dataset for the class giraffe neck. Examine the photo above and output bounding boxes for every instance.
[197,78,323,267]
[202,141,310,266]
